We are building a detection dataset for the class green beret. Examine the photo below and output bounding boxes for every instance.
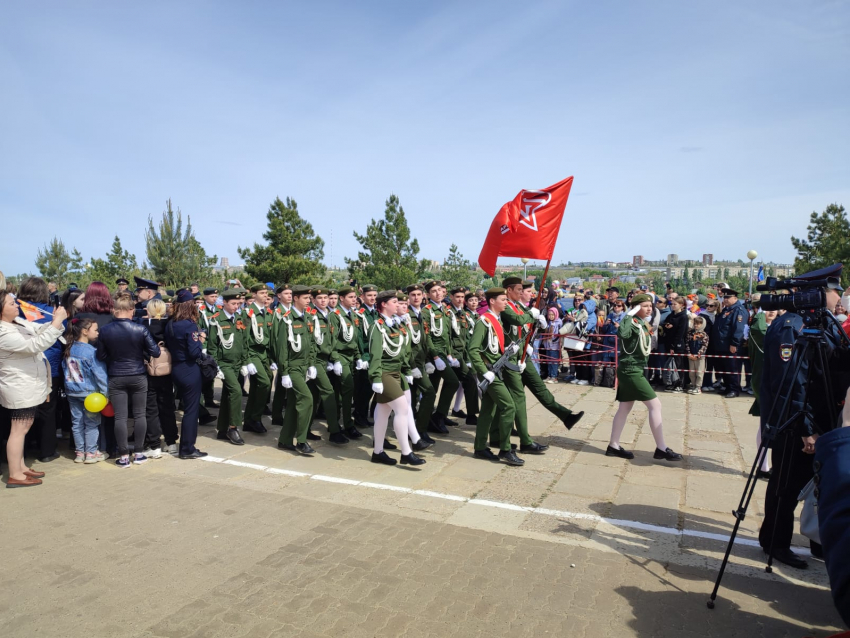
[502,276,523,288]
[629,293,653,307]
[222,288,245,301]
[291,285,312,296]
[337,286,355,296]
[376,289,398,303]
[484,287,506,301]
[311,287,330,297]
[360,284,377,293]
[203,288,219,296]
[250,283,266,293]
[449,286,467,295]
[406,283,424,293]
[275,283,291,294]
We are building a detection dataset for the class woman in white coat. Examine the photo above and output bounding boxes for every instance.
[0,290,67,487]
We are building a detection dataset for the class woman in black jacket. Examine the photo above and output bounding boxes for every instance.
[662,297,689,392]
[141,299,178,457]
[96,293,160,468]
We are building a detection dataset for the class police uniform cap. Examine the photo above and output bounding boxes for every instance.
[133,276,161,291]
[291,285,312,297]
[485,287,506,301]
[794,263,844,291]
[337,286,355,297]
[406,283,424,293]
[521,280,534,289]
[115,277,129,285]
[274,283,291,294]
[360,284,378,293]
[311,287,330,297]
[502,276,523,288]
[203,287,219,296]
[222,288,245,301]
[165,289,176,297]
[721,288,739,297]
[423,280,439,292]
[375,289,398,303]
[629,293,653,307]
[175,289,195,304]
[449,286,467,295]
[249,283,267,293]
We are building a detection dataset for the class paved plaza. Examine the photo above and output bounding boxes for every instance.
[1,384,844,637]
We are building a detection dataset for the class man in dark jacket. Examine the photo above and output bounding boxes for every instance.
[711,288,748,397]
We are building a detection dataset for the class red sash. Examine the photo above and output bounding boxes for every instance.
[481,313,505,352]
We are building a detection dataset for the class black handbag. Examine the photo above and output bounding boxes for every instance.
[197,353,218,382]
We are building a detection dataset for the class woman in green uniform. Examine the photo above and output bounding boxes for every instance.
[368,290,426,466]
[607,294,683,461]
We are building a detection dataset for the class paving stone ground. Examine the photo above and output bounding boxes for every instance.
[1,383,844,637]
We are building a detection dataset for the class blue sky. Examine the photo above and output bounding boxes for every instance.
[1,1,848,275]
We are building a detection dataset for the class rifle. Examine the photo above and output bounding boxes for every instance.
[478,341,520,392]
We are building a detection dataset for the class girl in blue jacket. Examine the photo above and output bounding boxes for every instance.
[62,318,109,464]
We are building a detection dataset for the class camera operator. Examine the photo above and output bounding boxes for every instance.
[757,264,850,569]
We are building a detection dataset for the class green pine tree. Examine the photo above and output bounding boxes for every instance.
[791,203,850,286]
[34,237,72,286]
[441,244,478,290]
[145,199,217,287]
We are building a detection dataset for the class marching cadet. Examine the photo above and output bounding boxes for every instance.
[207,288,249,446]
[309,287,348,444]
[406,284,437,444]
[330,286,365,441]
[276,285,318,455]
[464,291,480,325]
[447,286,479,425]
[395,292,433,451]
[242,283,274,434]
[711,288,748,398]
[353,284,378,428]
[198,287,221,409]
[115,277,130,294]
[468,288,523,466]
[422,280,460,434]
[270,283,293,425]
[328,289,339,310]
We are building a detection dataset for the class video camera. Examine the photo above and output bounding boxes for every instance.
[756,276,831,313]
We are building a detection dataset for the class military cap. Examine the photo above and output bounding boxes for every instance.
[68,282,79,289]
[244,291,254,301]
[376,289,398,303]
[165,289,176,297]
[449,286,467,295]
[328,289,337,296]
[133,276,161,291]
[423,280,439,292]
[222,288,245,301]
[115,277,129,285]
[721,288,739,297]
[360,284,378,293]
[337,286,355,297]
[794,263,844,291]
[629,293,653,307]
[502,276,523,288]
[249,283,266,293]
[484,287,506,301]
[311,287,330,297]
[175,289,195,304]
[396,292,408,302]
[275,283,292,294]
[161,295,172,303]
[521,280,534,289]
[465,290,480,299]
[203,287,219,296]
[406,283,424,293]
[291,285,312,297]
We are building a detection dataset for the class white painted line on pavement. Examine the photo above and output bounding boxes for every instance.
[312,475,360,485]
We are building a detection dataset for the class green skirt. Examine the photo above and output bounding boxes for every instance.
[376,371,409,403]
[615,369,657,403]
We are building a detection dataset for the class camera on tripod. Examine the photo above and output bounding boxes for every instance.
[756,275,840,325]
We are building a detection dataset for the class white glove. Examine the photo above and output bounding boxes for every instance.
[466,362,472,368]
[483,371,496,383]
[326,362,334,371]
[526,345,534,357]
[399,314,410,324]
[215,368,225,380]
[333,361,343,376]
[240,366,250,377]
[405,375,413,384]
[246,363,258,376]
[434,358,446,371]
[538,316,548,329]
[281,375,293,389]
[424,362,436,374]
[519,362,527,373]
[529,307,541,320]
[306,366,317,380]
[270,362,278,372]
[202,348,207,355]
[355,359,366,370]
[448,356,460,368]
[411,367,422,379]
[627,305,641,316]
[372,382,384,394]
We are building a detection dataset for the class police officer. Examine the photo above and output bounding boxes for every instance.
[207,288,249,445]
[116,277,130,294]
[165,289,208,459]
[711,288,748,397]
[757,265,849,569]
[133,276,162,320]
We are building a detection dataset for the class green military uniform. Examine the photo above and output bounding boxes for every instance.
[498,297,534,447]
[406,285,438,438]
[422,283,460,422]
[468,308,515,453]
[447,289,479,420]
[615,313,656,402]
[207,292,249,435]
[243,285,274,428]
[353,285,378,424]
[276,290,317,446]
[270,285,292,424]
[199,289,220,408]
[748,311,769,417]
[330,288,362,431]
[308,289,342,435]
[368,315,412,401]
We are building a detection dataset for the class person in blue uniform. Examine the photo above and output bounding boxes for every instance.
[711,288,748,398]
[133,276,162,321]
[757,264,849,569]
[164,289,208,459]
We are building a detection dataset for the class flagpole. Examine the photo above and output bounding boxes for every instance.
[519,258,551,364]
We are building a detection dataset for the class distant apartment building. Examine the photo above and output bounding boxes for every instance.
[702,253,714,266]
[667,254,679,265]
[632,255,645,267]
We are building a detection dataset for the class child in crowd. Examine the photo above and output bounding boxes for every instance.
[62,318,109,463]
[686,315,709,395]
[543,307,562,383]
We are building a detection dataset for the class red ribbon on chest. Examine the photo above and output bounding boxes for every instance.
[481,313,505,352]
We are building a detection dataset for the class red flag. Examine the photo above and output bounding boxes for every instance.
[477,176,573,276]
[18,300,46,322]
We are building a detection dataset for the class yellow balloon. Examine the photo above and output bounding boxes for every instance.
[84,392,108,413]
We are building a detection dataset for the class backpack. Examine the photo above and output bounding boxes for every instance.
[145,341,172,376]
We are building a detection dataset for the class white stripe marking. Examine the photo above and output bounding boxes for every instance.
[311,475,360,485]
[265,468,310,477]
[224,460,268,471]
[412,490,467,502]
[469,499,532,512]
[359,482,412,493]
